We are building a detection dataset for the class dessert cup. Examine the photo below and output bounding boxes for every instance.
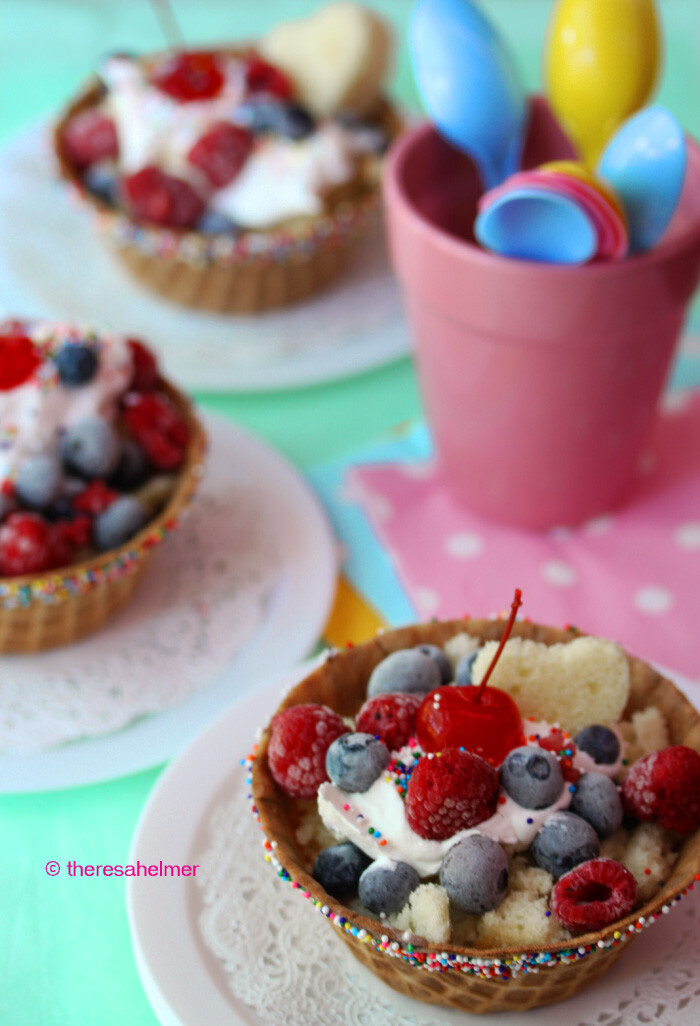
[0,380,206,653]
[54,56,401,314]
[383,99,700,529]
[250,618,700,1014]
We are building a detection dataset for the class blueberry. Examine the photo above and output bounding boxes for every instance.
[196,210,240,235]
[439,835,509,913]
[55,343,98,387]
[530,811,600,880]
[313,842,372,900]
[235,99,315,139]
[358,858,420,915]
[455,650,479,686]
[575,725,620,765]
[325,732,390,793]
[570,772,623,839]
[110,439,149,491]
[15,454,63,511]
[367,649,441,698]
[83,162,119,206]
[60,417,122,479]
[413,644,452,684]
[93,496,147,551]
[500,746,564,809]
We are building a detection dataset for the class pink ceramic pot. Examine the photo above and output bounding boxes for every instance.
[384,99,700,529]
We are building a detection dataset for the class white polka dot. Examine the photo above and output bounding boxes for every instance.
[675,522,700,550]
[634,586,673,615]
[637,452,656,475]
[370,495,394,523]
[583,515,614,535]
[548,526,573,542]
[661,391,691,414]
[541,560,578,588]
[399,462,435,480]
[414,587,440,617]
[444,532,484,559]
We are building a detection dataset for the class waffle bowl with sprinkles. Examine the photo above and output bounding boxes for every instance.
[249,613,700,1014]
[0,321,206,652]
[53,4,400,314]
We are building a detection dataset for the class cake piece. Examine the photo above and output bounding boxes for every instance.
[471,636,629,734]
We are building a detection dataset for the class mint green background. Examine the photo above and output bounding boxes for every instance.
[2,3,700,1024]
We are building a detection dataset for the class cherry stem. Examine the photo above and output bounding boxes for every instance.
[148,0,186,47]
[474,589,523,703]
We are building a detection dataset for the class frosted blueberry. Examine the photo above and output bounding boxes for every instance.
[325,732,390,793]
[15,454,63,511]
[500,746,564,809]
[60,417,122,479]
[570,772,623,839]
[367,649,441,698]
[439,835,509,913]
[414,643,452,684]
[358,858,420,915]
[575,725,620,765]
[313,842,372,900]
[93,496,147,551]
[531,811,600,880]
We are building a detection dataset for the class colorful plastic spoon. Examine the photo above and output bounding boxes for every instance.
[598,106,687,253]
[410,0,527,189]
[544,0,661,166]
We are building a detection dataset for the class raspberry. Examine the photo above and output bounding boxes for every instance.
[123,391,189,470]
[405,748,499,840]
[621,745,700,835]
[268,704,348,799]
[0,513,63,576]
[188,122,254,188]
[127,339,159,392]
[355,693,422,752]
[55,515,93,551]
[122,167,204,229]
[73,481,118,516]
[551,858,637,932]
[0,332,41,391]
[151,51,224,103]
[245,56,293,99]
[63,110,118,169]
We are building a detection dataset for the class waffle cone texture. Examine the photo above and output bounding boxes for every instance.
[0,380,206,653]
[250,620,700,1014]
[54,64,401,314]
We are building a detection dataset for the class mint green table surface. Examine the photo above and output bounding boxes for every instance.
[2,3,700,1024]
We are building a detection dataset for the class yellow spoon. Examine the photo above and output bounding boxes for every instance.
[544,0,662,167]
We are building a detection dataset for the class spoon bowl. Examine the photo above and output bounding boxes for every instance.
[410,0,527,189]
[598,106,687,253]
[475,185,597,264]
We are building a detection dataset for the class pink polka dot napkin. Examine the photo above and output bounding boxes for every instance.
[348,391,700,680]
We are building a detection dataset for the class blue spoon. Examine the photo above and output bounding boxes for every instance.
[410,0,527,190]
[475,187,597,264]
[598,106,687,253]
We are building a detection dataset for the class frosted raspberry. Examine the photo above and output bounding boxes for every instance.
[122,167,204,229]
[188,122,253,188]
[123,391,189,471]
[127,339,159,392]
[245,56,293,99]
[151,51,224,103]
[551,857,637,932]
[355,693,422,752]
[268,704,348,799]
[405,748,499,840]
[621,745,700,835]
[0,513,63,576]
[63,110,118,169]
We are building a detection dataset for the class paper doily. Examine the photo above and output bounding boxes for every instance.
[196,777,700,1026]
[0,418,281,753]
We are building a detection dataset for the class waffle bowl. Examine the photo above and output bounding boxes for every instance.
[0,380,206,653]
[250,618,700,1015]
[54,54,402,314]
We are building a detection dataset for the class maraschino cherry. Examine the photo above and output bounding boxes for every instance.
[416,590,526,766]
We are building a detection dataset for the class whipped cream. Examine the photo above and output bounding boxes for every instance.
[318,721,626,878]
[98,55,376,228]
[0,326,133,483]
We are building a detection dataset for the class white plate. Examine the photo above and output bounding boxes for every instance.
[128,662,700,1026]
[0,125,410,392]
[0,415,336,793]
